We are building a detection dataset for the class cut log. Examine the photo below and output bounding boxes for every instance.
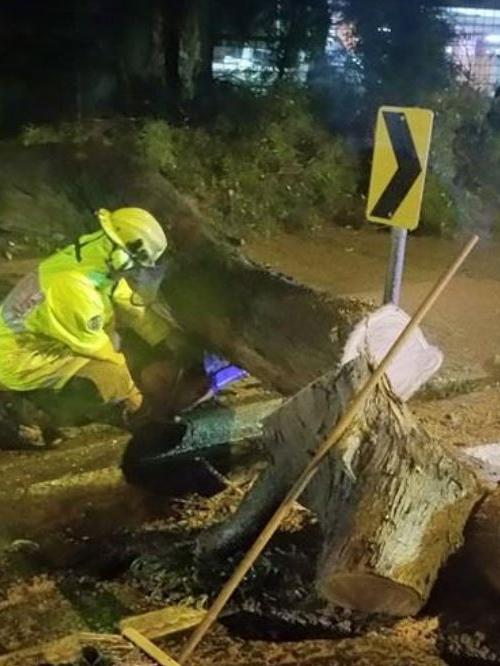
[198,357,486,616]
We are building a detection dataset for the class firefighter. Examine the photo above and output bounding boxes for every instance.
[0,207,193,449]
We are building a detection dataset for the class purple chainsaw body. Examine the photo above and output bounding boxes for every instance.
[203,353,248,395]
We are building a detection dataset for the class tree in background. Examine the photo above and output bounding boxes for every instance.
[0,0,457,132]
[274,0,332,78]
[162,0,213,104]
[160,0,333,114]
[336,0,455,116]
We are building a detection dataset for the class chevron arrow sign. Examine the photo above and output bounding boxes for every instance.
[367,107,434,230]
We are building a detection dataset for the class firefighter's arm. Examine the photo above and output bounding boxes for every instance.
[112,277,173,347]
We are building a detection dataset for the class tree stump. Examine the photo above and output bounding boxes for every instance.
[199,357,486,616]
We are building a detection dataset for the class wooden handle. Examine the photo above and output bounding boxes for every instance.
[179,234,480,664]
[122,626,181,666]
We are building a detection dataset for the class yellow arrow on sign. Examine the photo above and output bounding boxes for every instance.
[367,106,434,231]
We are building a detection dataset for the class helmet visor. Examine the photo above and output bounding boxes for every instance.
[121,261,168,306]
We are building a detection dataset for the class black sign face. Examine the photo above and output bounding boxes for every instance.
[370,112,422,220]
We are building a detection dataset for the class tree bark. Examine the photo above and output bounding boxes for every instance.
[275,0,306,78]
[162,243,371,395]
[198,357,486,616]
[177,0,213,103]
[162,0,183,106]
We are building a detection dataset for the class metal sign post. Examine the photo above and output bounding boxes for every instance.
[366,106,434,305]
[383,228,408,305]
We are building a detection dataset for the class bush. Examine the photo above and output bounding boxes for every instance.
[22,82,500,238]
[21,121,103,146]
[430,84,489,185]
[418,84,491,235]
[20,118,135,149]
[420,172,458,236]
[135,120,177,171]
[135,85,361,235]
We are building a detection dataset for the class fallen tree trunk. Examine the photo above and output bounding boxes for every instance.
[0,143,445,399]
[71,147,445,397]
[198,357,486,615]
[0,142,371,395]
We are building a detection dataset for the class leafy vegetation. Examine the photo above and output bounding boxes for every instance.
[136,85,360,235]
[419,84,500,236]
[15,78,500,238]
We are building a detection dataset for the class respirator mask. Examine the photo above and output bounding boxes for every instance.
[106,243,168,307]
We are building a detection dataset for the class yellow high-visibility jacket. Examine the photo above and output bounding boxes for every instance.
[0,232,171,391]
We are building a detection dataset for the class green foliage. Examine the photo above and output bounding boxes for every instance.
[19,120,136,148]
[17,81,500,239]
[21,122,97,146]
[419,84,491,235]
[21,124,63,146]
[135,85,361,234]
[135,120,177,171]
[420,173,457,236]
[430,84,489,184]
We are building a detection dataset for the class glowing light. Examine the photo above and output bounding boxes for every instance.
[447,7,500,20]
[485,34,500,44]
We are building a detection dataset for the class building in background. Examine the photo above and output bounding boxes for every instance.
[446,6,500,94]
[212,4,500,96]
[212,43,276,81]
